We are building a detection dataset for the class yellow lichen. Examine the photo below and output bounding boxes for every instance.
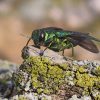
[95,94,100,100]
[74,68,100,96]
[13,56,100,98]
[94,66,100,76]
[24,56,69,94]
[19,95,27,100]
[78,66,86,73]
[75,72,94,87]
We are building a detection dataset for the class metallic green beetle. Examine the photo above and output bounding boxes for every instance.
[26,27,100,56]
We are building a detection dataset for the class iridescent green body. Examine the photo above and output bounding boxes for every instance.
[41,31,73,52]
[26,27,100,54]
[32,27,74,52]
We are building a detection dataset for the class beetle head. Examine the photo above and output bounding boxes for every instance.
[32,29,45,47]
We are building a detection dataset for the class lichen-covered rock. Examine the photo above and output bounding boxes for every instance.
[0,60,18,99]
[12,46,100,100]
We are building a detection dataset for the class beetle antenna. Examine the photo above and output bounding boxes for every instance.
[20,33,31,39]
[20,33,32,46]
[26,38,31,46]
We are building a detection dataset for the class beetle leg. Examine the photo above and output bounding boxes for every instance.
[40,46,48,56]
[43,47,48,52]
[62,50,65,56]
[40,41,53,56]
[43,41,53,51]
[26,38,31,46]
[71,43,74,57]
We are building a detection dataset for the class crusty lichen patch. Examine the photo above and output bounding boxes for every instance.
[74,70,100,95]
[13,56,100,99]
[13,56,70,94]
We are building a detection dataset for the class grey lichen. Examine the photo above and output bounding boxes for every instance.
[0,60,18,98]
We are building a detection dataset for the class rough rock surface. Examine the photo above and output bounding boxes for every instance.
[0,46,100,100]
[0,60,18,98]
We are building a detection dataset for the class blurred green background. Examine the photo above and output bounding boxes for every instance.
[0,0,100,64]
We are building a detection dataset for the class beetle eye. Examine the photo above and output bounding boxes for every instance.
[39,32,45,42]
[41,33,44,38]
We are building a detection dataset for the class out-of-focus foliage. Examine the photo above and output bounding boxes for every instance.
[0,0,100,63]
